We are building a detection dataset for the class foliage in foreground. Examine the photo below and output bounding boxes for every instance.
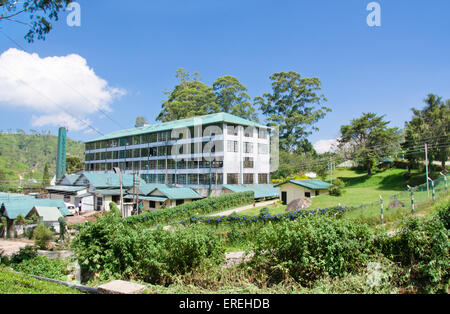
[72,209,225,284]
[0,266,81,294]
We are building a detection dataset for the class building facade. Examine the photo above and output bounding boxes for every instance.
[83,113,273,196]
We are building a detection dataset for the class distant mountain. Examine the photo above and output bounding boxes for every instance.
[0,131,84,190]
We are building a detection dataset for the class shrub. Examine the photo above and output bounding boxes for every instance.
[329,179,346,196]
[249,215,373,286]
[12,256,69,281]
[124,191,254,226]
[374,213,449,293]
[9,245,37,264]
[33,224,53,250]
[72,210,225,284]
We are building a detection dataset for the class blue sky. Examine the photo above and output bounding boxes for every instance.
[0,0,449,148]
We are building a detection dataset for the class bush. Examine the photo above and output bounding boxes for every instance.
[249,215,373,286]
[329,179,346,196]
[72,210,225,284]
[374,212,449,293]
[9,245,37,265]
[124,191,254,226]
[33,224,53,250]
[12,256,69,281]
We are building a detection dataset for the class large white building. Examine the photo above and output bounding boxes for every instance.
[83,113,275,196]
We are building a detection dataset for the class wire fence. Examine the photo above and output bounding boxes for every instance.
[344,174,449,224]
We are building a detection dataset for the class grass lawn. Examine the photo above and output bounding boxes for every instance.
[0,267,82,294]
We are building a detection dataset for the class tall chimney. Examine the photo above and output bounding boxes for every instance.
[56,127,67,181]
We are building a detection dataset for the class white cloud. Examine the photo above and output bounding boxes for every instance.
[314,139,338,154]
[0,48,125,131]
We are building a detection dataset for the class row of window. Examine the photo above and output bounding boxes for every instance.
[226,173,268,184]
[85,124,270,151]
[86,141,268,161]
[85,160,224,171]
[141,173,224,185]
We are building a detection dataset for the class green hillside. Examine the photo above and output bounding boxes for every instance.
[0,131,84,190]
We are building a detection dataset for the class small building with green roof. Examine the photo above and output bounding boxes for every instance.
[274,180,331,205]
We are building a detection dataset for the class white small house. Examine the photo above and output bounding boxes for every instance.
[275,180,331,205]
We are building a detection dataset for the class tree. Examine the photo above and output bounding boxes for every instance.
[338,113,401,175]
[42,163,50,187]
[157,69,219,122]
[255,71,331,153]
[403,94,449,173]
[66,156,83,174]
[0,0,73,42]
[212,76,258,122]
[135,116,148,127]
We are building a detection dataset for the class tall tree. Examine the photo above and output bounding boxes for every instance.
[213,75,258,122]
[255,71,331,153]
[0,0,73,42]
[66,156,83,174]
[338,113,401,175]
[157,69,219,122]
[403,94,449,173]
[42,163,50,187]
[135,116,148,127]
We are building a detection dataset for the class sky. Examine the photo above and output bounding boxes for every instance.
[0,0,449,152]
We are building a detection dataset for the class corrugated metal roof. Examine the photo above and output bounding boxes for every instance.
[30,206,63,222]
[96,189,123,196]
[223,184,279,199]
[124,195,168,202]
[128,183,168,196]
[274,180,331,190]
[76,173,135,188]
[0,196,69,219]
[46,185,87,192]
[151,187,203,200]
[85,112,267,143]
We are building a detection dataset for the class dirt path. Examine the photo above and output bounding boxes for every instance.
[208,200,278,217]
[0,239,33,256]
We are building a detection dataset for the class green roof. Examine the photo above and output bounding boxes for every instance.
[75,173,135,188]
[274,180,331,190]
[46,185,87,193]
[59,174,81,185]
[128,183,168,196]
[0,195,69,219]
[223,184,279,199]
[96,189,124,196]
[151,187,203,200]
[85,112,267,143]
[124,195,168,202]
[30,206,63,222]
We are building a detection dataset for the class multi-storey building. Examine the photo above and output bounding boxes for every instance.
[84,113,274,196]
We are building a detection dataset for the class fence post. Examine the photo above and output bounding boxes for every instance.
[380,195,384,224]
[440,172,448,191]
[428,177,435,201]
[408,185,415,214]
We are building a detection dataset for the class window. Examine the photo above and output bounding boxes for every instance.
[133,136,140,145]
[188,174,198,185]
[244,126,254,137]
[244,142,253,154]
[315,190,320,196]
[305,192,311,198]
[176,199,184,206]
[150,201,156,208]
[244,157,253,168]
[243,173,254,184]
[258,128,268,139]
[227,124,239,136]
[227,173,239,185]
[133,149,140,158]
[258,173,268,184]
[227,140,239,152]
[177,174,187,185]
[64,195,71,203]
[258,143,269,154]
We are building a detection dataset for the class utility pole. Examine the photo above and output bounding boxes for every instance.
[329,159,333,185]
[425,143,430,198]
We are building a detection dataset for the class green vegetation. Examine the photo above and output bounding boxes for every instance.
[33,223,54,250]
[0,131,84,191]
[0,266,81,294]
[124,191,254,227]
